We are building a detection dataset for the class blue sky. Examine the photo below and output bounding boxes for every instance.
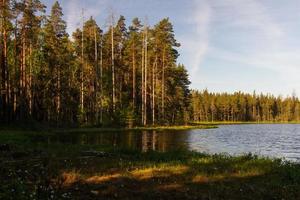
[44,0,300,96]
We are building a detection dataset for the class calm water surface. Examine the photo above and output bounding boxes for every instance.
[45,124,300,161]
[188,124,300,161]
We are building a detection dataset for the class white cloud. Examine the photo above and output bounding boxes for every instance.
[210,47,300,93]
[215,0,283,40]
[189,0,300,95]
[179,0,212,85]
[210,0,300,94]
[64,0,108,35]
[60,0,300,95]
[179,0,285,87]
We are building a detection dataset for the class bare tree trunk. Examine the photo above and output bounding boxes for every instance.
[111,14,116,113]
[144,26,148,126]
[21,36,26,118]
[151,62,154,125]
[0,14,7,120]
[0,6,11,121]
[100,38,103,123]
[94,26,98,124]
[80,10,84,117]
[13,22,17,116]
[162,46,166,123]
[118,41,122,109]
[29,42,33,115]
[4,26,8,117]
[141,30,144,125]
[132,43,136,111]
[152,55,157,125]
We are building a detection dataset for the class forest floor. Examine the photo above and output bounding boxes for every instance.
[1,129,300,199]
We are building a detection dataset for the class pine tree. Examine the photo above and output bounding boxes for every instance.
[43,1,71,124]
[0,0,13,121]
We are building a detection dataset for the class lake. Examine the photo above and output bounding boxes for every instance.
[44,124,300,161]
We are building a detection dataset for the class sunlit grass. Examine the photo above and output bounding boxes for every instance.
[192,121,300,125]
[1,129,300,199]
[62,125,217,133]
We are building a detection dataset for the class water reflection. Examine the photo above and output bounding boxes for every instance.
[42,130,190,152]
[188,124,300,162]
[31,124,300,161]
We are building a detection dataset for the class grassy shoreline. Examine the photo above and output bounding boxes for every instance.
[1,128,300,199]
[192,121,300,126]
[0,124,217,133]
[56,121,300,134]
[2,121,300,134]
[62,125,217,134]
[1,143,300,199]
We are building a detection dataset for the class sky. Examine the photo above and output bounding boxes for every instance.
[44,0,300,97]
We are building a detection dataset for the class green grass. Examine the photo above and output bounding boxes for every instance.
[192,121,300,126]
[130,125,218,130]
[1,129,300,199]
[56,124,217,134]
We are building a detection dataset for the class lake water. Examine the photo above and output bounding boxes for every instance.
[46,124,300,161]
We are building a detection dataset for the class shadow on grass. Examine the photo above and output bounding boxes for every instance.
[61,173,300,200]
[2,148,300,200]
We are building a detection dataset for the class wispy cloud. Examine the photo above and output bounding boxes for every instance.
[180,0,300,95]
[179,0,212,85]
[56,0,300,96]
[64,0,108,35]
[208,0,300,94]
[215,0,283,39]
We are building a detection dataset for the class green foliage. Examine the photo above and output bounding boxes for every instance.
[191,90,300,122]
[0,1,191,127]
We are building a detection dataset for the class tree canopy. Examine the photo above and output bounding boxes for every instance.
[1,1,299,127]
[0,1,190,127]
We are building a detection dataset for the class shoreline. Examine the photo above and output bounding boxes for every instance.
[2,122,300,134]
[1,141,300,199]
[192,121,300,126]
[1,129,300,199]
[63,125,217,133]
[56,122,300,133]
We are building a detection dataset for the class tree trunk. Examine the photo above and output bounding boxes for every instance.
[0,7,10,121]
[144,27,148,126]
[111,19,116,113]
[94,26,98,124]
[80,10,84,118]
[111,24,116,112]
[141,30,144,125]
[29,42,33,115]
[21,36,26,118]
[0,21,5,120]
[162,46,166,123]
[100,38,103,123]
[152,57,157,125]
[132,42,136,111]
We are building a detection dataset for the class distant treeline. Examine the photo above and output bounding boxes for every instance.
[0,1,190,126]
[191,90,300,122]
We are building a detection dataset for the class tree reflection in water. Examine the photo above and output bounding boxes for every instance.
[42,130,190,152]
